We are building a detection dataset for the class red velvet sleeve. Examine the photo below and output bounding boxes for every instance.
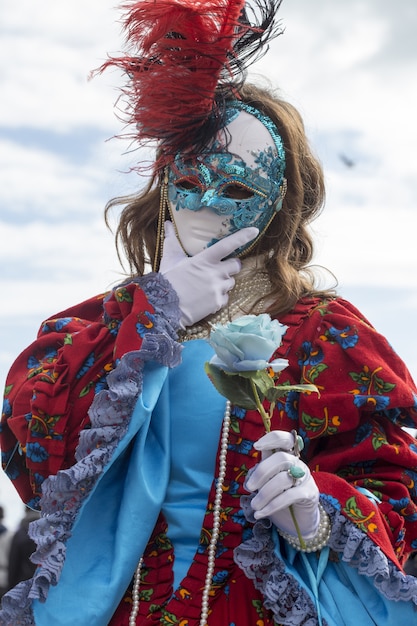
[1,282,156,507]
[271,297,417,562]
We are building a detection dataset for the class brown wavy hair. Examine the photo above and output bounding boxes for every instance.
[105,83,337,317]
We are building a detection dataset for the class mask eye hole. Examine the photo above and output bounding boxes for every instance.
[222,184,255,200]
[174,177,201,193]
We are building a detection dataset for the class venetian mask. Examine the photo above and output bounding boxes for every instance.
[167,101,286,256]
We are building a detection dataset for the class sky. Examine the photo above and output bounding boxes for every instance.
[0,0,416,528]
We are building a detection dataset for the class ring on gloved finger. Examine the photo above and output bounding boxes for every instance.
[288,464,306,486]
[291,429,304,458]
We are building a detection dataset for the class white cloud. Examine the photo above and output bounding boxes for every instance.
[0,1,121,132]
[0,218,129,324]
[0,140,101,215]
[259,1,417,166]
[313,205,417,287]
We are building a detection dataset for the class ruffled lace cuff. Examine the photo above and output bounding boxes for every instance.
[234,493,417,626]
[321,497,417,604]
[0,273,182,626]
[234,493,320,626]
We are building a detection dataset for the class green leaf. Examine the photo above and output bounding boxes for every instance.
[372,433,387,451]
[301,411,325,432]
[239,369,275,396]
[265,383,319,402]
[204,363,258,410]
[308,363,327,382]
[349,371,366,383]
[79,382,93,398]
[234,370,259,379]
[63,333,73,345]
[373,374,396,394]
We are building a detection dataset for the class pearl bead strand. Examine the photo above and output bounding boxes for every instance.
[129,557,143,626]
[179,273,271,341]
[277,503,331,553]
[199,400,231,626]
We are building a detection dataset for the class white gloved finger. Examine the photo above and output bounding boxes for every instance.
[202,226,259,263]
[253,484,320,539]
[159,221,186,272]
[218,256,242,278]
[252,472,318,518]
[246,450,301,493]
[221,277,236,295]
[159,225,259,326]
[250,464,320,539]
[164,220,176,239]
[250,470,293,512]
[254,430,302,460]
[212,292,229,314]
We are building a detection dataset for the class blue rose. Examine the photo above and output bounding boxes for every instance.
[208,314,288,372]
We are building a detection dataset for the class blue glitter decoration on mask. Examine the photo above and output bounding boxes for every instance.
[168,100,286,253]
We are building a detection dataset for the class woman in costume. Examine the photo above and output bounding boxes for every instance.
[1,1,417,625]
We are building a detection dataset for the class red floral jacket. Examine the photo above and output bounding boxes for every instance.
[2,280,417,625]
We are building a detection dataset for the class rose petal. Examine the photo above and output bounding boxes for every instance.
[269,358,289,372]
[233,359,271,372]
[208,314,288,374]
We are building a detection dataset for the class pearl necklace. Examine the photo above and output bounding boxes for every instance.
[179,272,272,342]
[129,557,143,626]
[129,401,232,626]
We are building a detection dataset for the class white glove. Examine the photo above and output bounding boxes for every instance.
[160,221,259,327]
[246,430,320,539]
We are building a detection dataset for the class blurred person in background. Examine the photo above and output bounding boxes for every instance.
[7,508,38,591]
[0,507,12,599]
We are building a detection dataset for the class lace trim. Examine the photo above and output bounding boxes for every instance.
[0,274,182,626]
[321,498,417,604]
[234,494,322,626]
[234,493,417,626]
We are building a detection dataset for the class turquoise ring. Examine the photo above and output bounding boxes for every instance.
[288,464,306,485]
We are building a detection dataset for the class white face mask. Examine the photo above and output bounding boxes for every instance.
[167,104,286,256]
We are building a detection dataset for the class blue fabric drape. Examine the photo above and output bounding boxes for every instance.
[162,339,224,588]
[280,536,417,626]
[33,361,170,626]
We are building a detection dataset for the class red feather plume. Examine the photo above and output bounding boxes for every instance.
[96,0,283,168]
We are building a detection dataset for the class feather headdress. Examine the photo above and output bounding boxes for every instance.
[97,0,284,168]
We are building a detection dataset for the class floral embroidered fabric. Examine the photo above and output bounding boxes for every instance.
[1,293,417,625]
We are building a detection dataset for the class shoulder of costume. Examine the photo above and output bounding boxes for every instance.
[40,291,110,327]
[1,273,182,506]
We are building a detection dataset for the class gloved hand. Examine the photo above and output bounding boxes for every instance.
[246,430,320,539]
[160,221,259,327]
